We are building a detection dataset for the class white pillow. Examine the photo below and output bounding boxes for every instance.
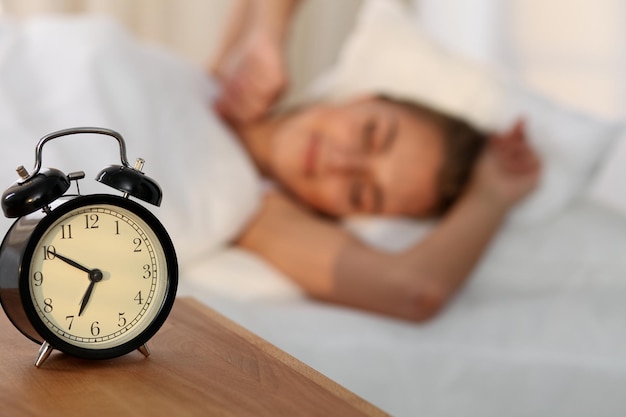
[304,0,619,244]
[587,129,626,215]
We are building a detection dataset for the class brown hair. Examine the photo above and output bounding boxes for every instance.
[383,97,488,216]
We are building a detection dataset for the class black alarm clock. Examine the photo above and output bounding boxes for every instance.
[0,127,178,367]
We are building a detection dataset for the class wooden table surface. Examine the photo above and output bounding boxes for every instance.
[0,297,388,417]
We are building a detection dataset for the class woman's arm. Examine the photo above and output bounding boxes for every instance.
[210,0,301,123]
[237,121,540,322]
[236,188,508,321]
[209,1,252,76]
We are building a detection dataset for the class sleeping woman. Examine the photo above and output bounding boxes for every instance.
[0,1,540,323]
[230,97,539,321]
[210,0,541,321]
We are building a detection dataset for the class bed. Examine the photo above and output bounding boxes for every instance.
[179,197,626,417]
[2,1,626,416]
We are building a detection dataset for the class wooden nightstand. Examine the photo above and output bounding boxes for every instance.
[0,297,388,417]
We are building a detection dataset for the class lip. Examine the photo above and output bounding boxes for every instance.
[304,133,320,177]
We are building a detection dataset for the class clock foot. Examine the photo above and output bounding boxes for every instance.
[34,341,54,368]
[137,343,151,357]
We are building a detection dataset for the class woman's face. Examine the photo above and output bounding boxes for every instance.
[268,97,445,217]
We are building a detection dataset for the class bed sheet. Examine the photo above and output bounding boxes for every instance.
[179,198,626,417]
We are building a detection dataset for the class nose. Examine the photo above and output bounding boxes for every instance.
[326,147,366,174]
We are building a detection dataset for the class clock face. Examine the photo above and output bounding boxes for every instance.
[24,197,175,355]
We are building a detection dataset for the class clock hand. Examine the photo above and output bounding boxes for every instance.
[54,253,92,275]
[78,281,95,316]
[78,269,103,316]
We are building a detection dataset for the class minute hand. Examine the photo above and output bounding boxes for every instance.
[54,253,92,274]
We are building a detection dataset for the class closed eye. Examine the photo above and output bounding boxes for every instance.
[381,118,397,152]
[349,181,383,213]
[361,119,376,152]
[349,181,364,211]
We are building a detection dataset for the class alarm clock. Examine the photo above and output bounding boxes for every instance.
[0,127,178,367]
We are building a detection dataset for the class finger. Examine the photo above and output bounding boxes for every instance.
[218,77,264,122]
[487,134,505,154]
[493,118,526,148]
[242,77,280,118]
[493,140,522,164]
[231,79,274,121]
[505,157,538,174]
[510,118,527,142]
[496,126,536,157]
[218,87,267,123]
[241,70,287,116]
[251,70,288,104]
[500,146,541,174]
[213,98,227,119]
[491,140,525,165]
[214,93,244,123]
[220,59,286,121]
[213,83,239,121]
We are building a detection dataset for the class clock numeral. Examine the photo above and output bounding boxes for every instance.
[61,224,73,239]
[42,245,56,260]
[84,214,99,229]
[43,298,53,313]
[90,321,100,337]
[33,271,44,286]
[133,238,142,253]
[118,312,127,327]
[134,291,143,305]
[66,315,75,330]
[142,264,151,279]
[114,220,120,235]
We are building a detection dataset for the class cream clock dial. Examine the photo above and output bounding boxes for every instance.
[29,203,168,350]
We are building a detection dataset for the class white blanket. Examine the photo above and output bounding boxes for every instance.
[179,195,626,417]
[0,16,260,263]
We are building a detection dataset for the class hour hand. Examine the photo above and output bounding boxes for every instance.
[54,252,92,274]
[78,281,96,316]
[78,269,103,316]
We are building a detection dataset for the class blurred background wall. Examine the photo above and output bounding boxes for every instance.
[413,0,626,121]
[2,0,625,121]
[0,0,362,107]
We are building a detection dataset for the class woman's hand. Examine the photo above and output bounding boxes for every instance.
[212,30,288,124]
[210,0,299,124]
[468,119,542,211]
